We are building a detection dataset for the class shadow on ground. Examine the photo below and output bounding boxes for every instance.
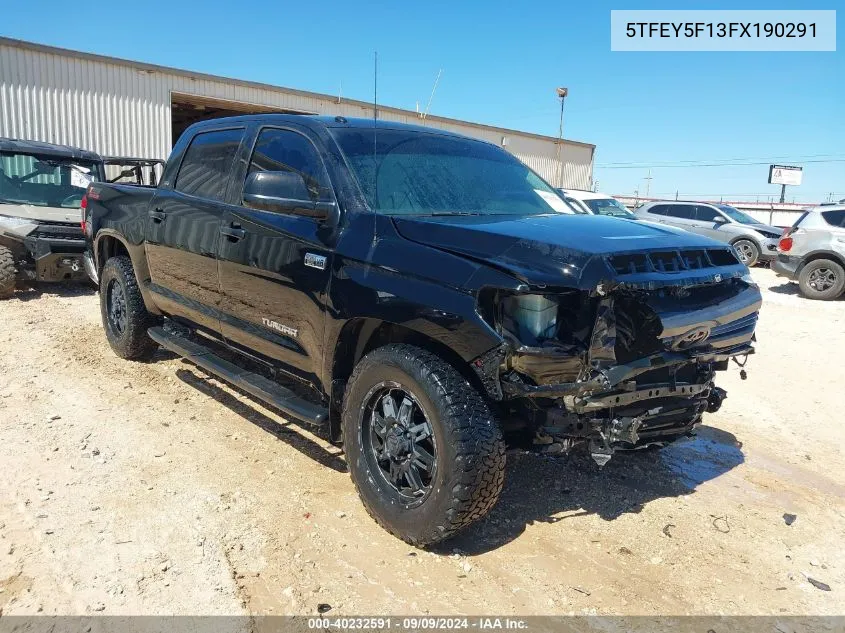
[175,366,347,473]
[768,282,801,296]
[442,425,744,555]
[169,358,744,554]
[10,281,96,302]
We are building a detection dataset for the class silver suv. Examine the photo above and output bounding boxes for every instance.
[635,201,782,266]
[772,205,845,300]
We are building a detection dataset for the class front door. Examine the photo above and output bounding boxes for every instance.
[145,126,245,332]
[217,126,335,386]
[693,205,729,241]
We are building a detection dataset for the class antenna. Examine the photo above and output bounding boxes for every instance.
[372,51,379,242]
[422,69,442,120]
[373,52,378,124]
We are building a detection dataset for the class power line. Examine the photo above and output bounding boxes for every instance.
[599,152,844,166]
[598,158,845,169]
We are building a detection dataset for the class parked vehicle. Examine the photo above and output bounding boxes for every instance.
[773,205,845,300]
[635,201,782,266]
[0,138,106,298]
[557,188,637,220]
[84,115,761,546]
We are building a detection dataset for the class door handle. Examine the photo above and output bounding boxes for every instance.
[149,209,166,223]
[220,223,246,241]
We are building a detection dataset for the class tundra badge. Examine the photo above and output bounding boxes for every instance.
[304,253,327,270]
[261,318,298,338]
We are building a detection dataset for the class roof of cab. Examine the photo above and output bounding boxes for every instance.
[188,114,473,141]
[0,137,102,162]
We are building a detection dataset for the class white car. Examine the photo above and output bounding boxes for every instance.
[556,189,637,220]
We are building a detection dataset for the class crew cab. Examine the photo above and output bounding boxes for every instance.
[84,115,761,546]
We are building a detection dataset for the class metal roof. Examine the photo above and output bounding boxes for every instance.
[0,37,595,151]
[0,136,102,161]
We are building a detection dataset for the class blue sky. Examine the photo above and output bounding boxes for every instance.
[2,0,842,202]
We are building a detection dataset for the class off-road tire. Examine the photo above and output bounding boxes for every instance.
[732,238,760,267]
[798,258,845,301]
[99,256,158,360]
[342,344,506,547]
[0,245,16,299]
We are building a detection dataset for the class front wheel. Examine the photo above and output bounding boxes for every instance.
[732,239,760,267]
[342,344,506,547]
[798,259,845,300]
[99,255,159,360]
[0,245,16,299]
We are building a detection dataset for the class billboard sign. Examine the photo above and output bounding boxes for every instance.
[768,164,803,186]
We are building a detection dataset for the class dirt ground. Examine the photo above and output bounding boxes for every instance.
[0,267,842,617]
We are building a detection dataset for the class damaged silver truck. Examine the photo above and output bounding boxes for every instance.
[86,115,761,545]
[0,138,104,297]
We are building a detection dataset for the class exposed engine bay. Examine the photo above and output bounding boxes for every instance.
[473,248,761,465]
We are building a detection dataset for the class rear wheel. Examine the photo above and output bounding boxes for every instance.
[342,344,505,547]
[99,256,159,359]
[732,239,760,267]
[0,245,16,299]
[798,259,845,300]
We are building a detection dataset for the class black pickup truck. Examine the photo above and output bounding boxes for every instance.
[84,114,761,546]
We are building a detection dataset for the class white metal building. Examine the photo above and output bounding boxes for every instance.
[0,37,594,189]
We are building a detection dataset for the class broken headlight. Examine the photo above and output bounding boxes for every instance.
[500,293,559,345]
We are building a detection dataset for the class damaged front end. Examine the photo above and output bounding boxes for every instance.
[473,246,761,465]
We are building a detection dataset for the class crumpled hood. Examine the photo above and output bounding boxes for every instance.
[392,213,745,288]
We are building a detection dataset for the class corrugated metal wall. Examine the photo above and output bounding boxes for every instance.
[0,38,594,189]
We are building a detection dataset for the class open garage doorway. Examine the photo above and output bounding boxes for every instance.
[171,93,311,146]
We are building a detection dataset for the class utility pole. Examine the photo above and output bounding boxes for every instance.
[555,87,568,188]
[644,169,652,198]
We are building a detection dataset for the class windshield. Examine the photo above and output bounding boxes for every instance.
[330,128,575,216]
[563,196,590,214]
[585,197,635,219]
[717,204,761,225]
[0,152,100,208]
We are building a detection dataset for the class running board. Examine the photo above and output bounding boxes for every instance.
[148,327,328,426]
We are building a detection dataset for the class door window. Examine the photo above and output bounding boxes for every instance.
[695,205,722,222]
[246,128,332,203]
[666,205,695,219]
[174,128,244,202]
[648,204,669,216]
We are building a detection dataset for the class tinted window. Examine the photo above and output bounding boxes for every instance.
[822,210,845,227]
[647,204,669,216]
[174,128,244,201]
[247,128,331,202]
[329,128,565,216]
[695,205,722,222]
[666,205,695,219]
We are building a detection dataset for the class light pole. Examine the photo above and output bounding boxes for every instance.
[555,87,568,188]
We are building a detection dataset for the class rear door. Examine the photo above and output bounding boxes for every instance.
[661,204,698,232]
[217,125,336,386]
[145,126,246,332]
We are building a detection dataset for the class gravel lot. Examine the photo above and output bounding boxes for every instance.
[0,267,842,616]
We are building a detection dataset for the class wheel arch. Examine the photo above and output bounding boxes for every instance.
[327,317,492,442]
[94,230,160,314]
[797,250,845,275]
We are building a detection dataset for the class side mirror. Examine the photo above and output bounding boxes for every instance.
[713,215,728,224]
[242,171,337,221]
